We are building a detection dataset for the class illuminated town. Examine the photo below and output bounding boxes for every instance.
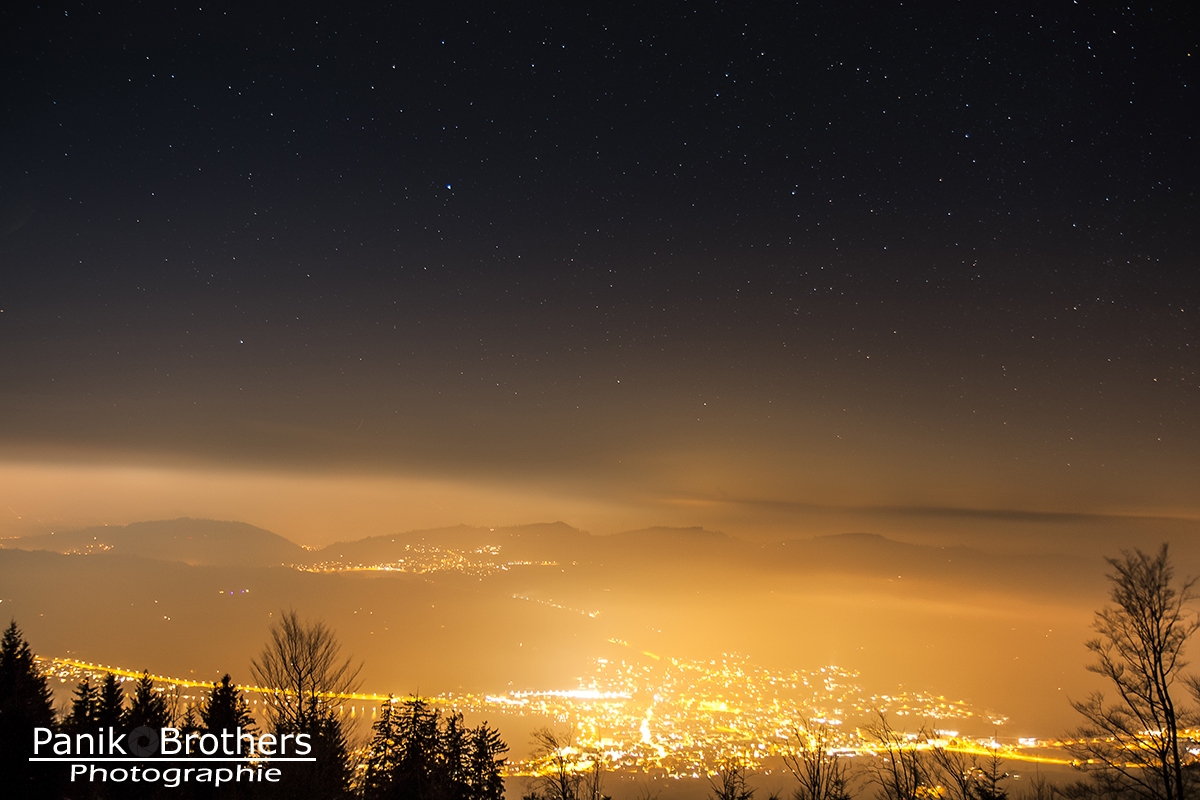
[293,543,560,577]
[36,645,1076,778]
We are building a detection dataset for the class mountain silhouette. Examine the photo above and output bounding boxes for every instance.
[1,518,307,567]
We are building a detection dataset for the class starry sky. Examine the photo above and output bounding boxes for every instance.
[1,1,1197,543]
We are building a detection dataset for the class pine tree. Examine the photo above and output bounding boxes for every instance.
[271,703,352,799]
[362,699,401,800]
[466,722,508,800]
[179,702,201,736]
[394,696,445,800]
[96,672,126,730]
[442,711,470,800]
[360,697,509,800]
[0,620,58,799]
[127,670,172,731]
[309,711,353,799]
[200,674,254,752]
[65,679,100,734]
[973,749,1008,800]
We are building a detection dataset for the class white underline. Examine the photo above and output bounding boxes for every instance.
[30,757,316,762]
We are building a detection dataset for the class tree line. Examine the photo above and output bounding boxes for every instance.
[0,609,508,799]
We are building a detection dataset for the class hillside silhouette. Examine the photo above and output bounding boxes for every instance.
[2,518,307,567]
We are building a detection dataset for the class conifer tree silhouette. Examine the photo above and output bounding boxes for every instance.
[127,670,172,731]
[66,678,100,734]
[362,699,402,800]
[200,673,255,752]
[0,621,58,799]
[360,696,508,800]
[466,722,508,800]
[96,672,126,730]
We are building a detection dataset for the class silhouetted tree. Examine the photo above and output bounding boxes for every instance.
[784,719,852,800]
[308,712,354,799]
[0,621,57,799]
[930,740,1007,800]
[96,672,126,730]
[974,747,1008,800]
[200,673,255,752]
[580,752,610,800]
[708,757,755,800]
[1067,545,1199,800]
[65,679,100,733]
[466,722,508,800]
[361,699,402,799]
[442,711,471,800]
[528,727,581,800]
[178,702,201,737]
[127,670,173,731]
[525,726,606,800]
[252,610,361,799]
[394,696,447,800]
[860,713,929,800]
[361,697,509,800]
[252,609,362,732]
[928,741,979,800]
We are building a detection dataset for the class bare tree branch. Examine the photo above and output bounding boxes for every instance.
[784,718,852,800]
[1066,545,1200,800]
[860,712,930,800]
[250,609,363,732]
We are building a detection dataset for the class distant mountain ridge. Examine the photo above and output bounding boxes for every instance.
[0,518,308,567]
[0,517,1094,595]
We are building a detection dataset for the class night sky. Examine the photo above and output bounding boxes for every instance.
[2,1,1197,543]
